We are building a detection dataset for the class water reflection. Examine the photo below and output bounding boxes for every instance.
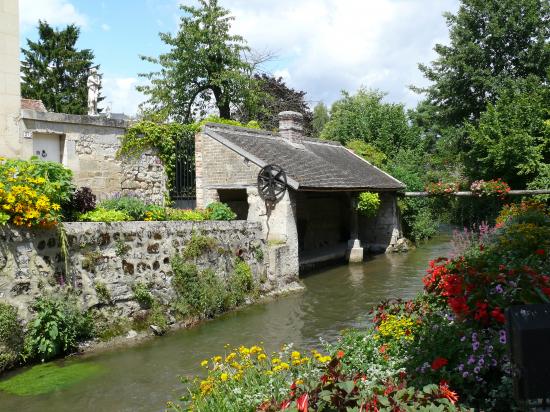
[0,233,452,412]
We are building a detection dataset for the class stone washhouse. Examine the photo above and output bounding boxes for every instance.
[195,111,406,274]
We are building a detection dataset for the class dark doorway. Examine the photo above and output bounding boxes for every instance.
[217,189,249,220]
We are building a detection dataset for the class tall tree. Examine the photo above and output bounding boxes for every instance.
[21,21,101,115]
[415,0,549,130]
[321,89,421,156]
[312,102,329,137]
[236,74,313,133]
[138,0,251,122]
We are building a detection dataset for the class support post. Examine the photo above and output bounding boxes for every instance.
[347,194,364,263]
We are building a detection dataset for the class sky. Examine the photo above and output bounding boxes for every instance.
[18,0,460,116]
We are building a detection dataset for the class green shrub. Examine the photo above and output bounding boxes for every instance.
[166,208,207,221]
[93,312,131,342]
[357,191,381,217]
[0,303,24,372]
[25,296,94,362]
[94,281,112,304]
[171,258,226,318]
[182,232,217,260]
[79,208,132,222]
[144,204,166,221]
[98,196,149,220]
[132,282,154,308]
[225,259,254,308]
[205,202,237,221]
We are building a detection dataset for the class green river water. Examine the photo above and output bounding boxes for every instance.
[0,233,453,412]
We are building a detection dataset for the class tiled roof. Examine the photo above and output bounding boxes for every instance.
[21,99,47,112]
[203,124,404,191]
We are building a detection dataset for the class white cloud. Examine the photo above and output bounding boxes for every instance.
[223,0,459,108]
[101,77,145,115]
[19,0,88,30]
[101,23,110,32]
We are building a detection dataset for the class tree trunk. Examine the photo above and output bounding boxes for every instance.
[212,85,231,119]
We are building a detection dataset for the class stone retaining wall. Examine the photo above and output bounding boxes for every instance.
[0,221,299,322]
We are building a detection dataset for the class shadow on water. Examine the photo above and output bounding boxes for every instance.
[0,232,453,412]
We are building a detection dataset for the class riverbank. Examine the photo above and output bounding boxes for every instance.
[0,233,454,412]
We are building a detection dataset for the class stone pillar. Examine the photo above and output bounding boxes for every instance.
[347,194,364,263]
[0,0,21,159]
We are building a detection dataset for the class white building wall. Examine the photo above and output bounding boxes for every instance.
[0,0,21,158]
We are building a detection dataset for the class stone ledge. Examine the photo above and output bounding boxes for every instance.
[21,109,129,129]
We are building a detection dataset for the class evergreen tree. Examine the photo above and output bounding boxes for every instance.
[138,0,251,122]
[312,102,329,137]
[21,20,101,115]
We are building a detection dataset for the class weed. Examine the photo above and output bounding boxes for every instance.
[94,281,112,304]
[132,282,154,308]
[115,239,131,257]
[182,232,217,260]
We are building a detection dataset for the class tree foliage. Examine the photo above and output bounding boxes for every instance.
[321,89,421,156]
[312,102,329,137]
[464,77,550,188]
[416,0,550,129]
[236,74,313,133]
[21,21,102,114]
[138,0,252,122]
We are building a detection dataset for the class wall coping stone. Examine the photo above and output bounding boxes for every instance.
[21,109,129,129]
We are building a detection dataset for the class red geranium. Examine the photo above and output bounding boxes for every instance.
[431,357,448,370]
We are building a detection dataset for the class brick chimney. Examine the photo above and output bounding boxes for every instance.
[278,111,303,144]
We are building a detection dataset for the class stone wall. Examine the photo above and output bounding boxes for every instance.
[0,0,20,158]
[20,110,167,204]
[0,221,299,322]
[359,191,402,253]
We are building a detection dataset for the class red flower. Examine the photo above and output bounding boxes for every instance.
[336,350,345,359]
[280,399,291,410]
[439,380,459,404]
[535,249,546,256]
[491,307,505,324]
[431,357,448,370]
[378,345,387,354]
[296,393,309,412]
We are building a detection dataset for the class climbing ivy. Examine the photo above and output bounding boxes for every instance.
[117,117,260,191]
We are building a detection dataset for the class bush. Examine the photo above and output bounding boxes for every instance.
[78,208,132,222]
[132,282,154,309]
[171,259,226,318]
[205,202,236,221]
[0,157,74,228]
[25,296,94,362]
[0,303,24,372]
[356,191,381,217]
[98,196,150,220]
[226,259,254,308]
[166,208,206,221]
[182,232,217,260]
[65,187,96,220]
[144,204,166,221]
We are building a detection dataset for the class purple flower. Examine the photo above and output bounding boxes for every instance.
[494,284,504,294]
[472,332,478,342]
[478,357,485,366]
[500,335,507,344]
[473,341,480,351]
[462,371,469,378]
[486,345,493,353]
[460,336,466,342]
[468,355,476,364]
[474,366,481,374]
[491,359,497,367]
[458,364,464,371]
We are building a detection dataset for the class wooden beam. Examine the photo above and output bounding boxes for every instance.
[403,189,550,197]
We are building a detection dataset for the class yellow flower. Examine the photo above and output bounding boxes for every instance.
[257,353,267,361]
[279,362,289,370]
[225,352,237,362]
[220,373,228,382]
[295,379,304,385]
[51,203,61,211]
[264,370,273,376]
[213,355,222,363]
[291,351,301,360]
[272,358,281,365]
[250,345,262,354]
[200,360,208,368]
[292,360,301,366]
[239,346,250,356]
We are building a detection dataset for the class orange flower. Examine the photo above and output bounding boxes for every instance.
[439,380,459,404]
[336,350,345,359]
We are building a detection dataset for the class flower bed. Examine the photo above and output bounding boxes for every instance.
[170,201,549,411]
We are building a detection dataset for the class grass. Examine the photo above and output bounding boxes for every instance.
[0,362,103,396]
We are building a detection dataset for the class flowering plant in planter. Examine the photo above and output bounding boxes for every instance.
[425,181,459,196]
[469,179,510,198]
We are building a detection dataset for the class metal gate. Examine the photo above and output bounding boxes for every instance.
[170,138,196,209]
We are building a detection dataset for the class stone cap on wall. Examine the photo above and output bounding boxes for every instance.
[21,109,129,129]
